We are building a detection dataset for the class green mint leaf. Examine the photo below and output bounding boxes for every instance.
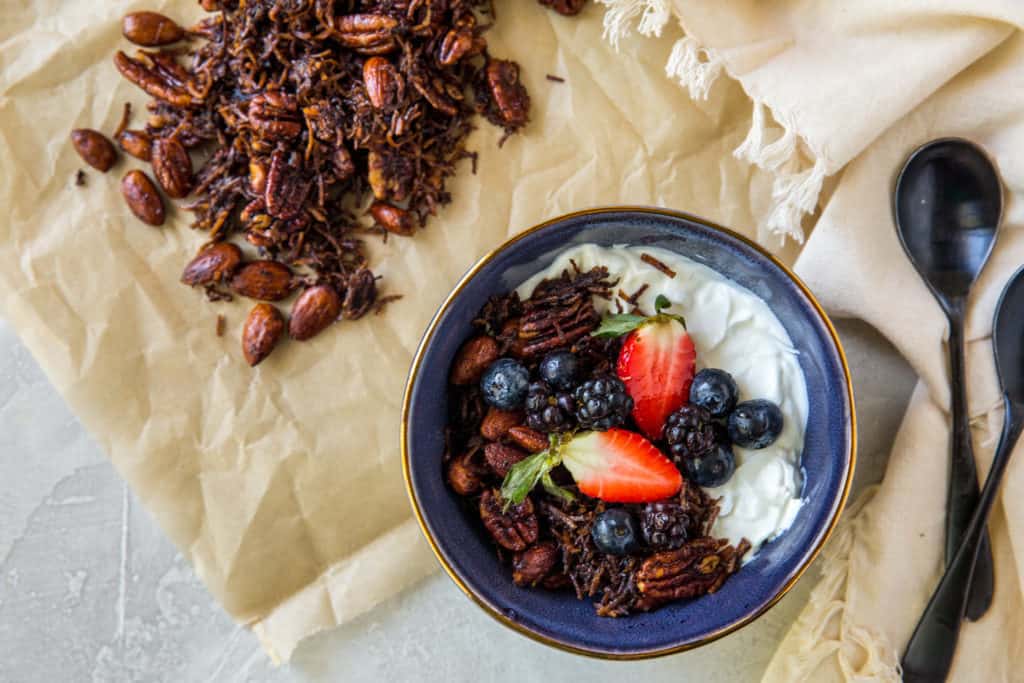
[541,472,575,503]
[500,449,557,508]
[591,313,646,338]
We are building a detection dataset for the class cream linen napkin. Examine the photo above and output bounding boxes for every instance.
[596,1,1024,679]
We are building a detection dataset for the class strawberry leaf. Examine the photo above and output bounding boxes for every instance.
[500,449,561,508]
[541,472,575,503]
[591,313,646,338]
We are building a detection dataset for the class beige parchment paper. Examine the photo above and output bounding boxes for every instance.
[0,0,791,661]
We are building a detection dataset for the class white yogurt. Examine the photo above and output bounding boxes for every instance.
[517,244,808,557]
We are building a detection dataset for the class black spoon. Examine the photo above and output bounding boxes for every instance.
[902,265,1024,681]
[894,138,1000,621]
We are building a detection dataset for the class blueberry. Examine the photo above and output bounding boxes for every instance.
[591,508,640,556]
[539,350,580,391]
[727,399,783,449]
[689,368,739,418]
[682,443,736,488]
[479,358,530,410]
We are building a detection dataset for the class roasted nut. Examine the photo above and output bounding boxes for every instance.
[512,542,559,586]
[151,136,193,198]
[180,242,242,286]
[247,92,302,139]
[249,159,268,194]
[370,201,414,236]
[242,303,285,366]
[485,59,530,129]
[447,452,489,496]
[122,11,185,46]
[120,170,165,226]
[484,442,529,478]
[363,57,402,110]
[635,538,750,610]
[113,51,195,108]
[367,148,413,201]
[265,149,311,219]
[480,407,522,441]
[71,129,117,172]
[479,489,538,551]
[230,260,294,301]
[333,146,356,181]
[116,129,153,161]
[507,426,549,453]
[449,335,499,385]
[539,0,588,16]
[335,14,398,54]
[289,285,342,341]
[342,267,378,320]
[438,29,483,66]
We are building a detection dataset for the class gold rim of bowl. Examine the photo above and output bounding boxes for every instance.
[400,206,857,660]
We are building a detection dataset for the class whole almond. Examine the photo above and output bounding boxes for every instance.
[449,336,499,385]
[507,426,549,453]
[370,201,414,236]
[242,303,285,366]
[121,170,165,226]
[116,129,153,161]
[122,11,185,46]
[289,285,342,341]
[181,242,243,286]
[152,137,193,198]
[480,407,522,441]
[484,442,528,478]
[230,261,293,301]
[71,129,117,172]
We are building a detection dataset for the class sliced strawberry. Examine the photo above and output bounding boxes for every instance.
[616,316,696,439]
[561,429,682,503]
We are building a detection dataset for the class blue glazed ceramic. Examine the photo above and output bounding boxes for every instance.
[402,208,855,658]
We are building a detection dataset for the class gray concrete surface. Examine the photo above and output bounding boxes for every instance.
[0,317,914,682]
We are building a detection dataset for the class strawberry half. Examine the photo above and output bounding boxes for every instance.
[594,295,696,439]
[561,429,682,502]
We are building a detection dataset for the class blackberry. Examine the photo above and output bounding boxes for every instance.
[573,375,632,431]
[639,502,691,550]
[525,381,576,433]
[663,405,717,463]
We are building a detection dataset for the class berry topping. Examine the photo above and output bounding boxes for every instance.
[663,404,718,464]
[561,429,682,503]
[573,375,633,431]
[689,368,739,418]
[594,296,696,439]
[639,501,691,550]
[727,399,783,449]
[591,508,641,556]
[538,350,581,391]
[479,358,530,410]
[524,381,576,433]
[681,442,736,488]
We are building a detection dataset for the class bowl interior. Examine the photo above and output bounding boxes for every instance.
[404,209,853,657]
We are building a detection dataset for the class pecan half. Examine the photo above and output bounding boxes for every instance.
[242,303,285,366]
[483,442,528,478]
[71,129,117,172]
[289,285,342,341]
[635,537,751,610]
[479,490,538,551]
[449,335,499,385]
[122,11,185,46]
[248,92,302,139]
[507,426,548,453]
[370,201,414,236]
[116,129,152,161]
[181,242,242,286]
[363,57,403,110]
[335,14,398,54]
[513,541,559,587]
[120,170,165,226]
[485,59,530,129]
[230,260,294,301]
[151,136,193,198]
[265,150,311,219]
[438,29,484,66]
[480,407,522,441]
[113,51,195,107]
[342,268,378,320]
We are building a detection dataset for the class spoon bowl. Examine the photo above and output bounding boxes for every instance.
[994,269,1024,402]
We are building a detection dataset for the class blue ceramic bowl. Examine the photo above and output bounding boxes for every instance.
[402,208,855,658]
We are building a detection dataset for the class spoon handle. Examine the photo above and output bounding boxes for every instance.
[947,313,995,620]
[902,398,1023,682]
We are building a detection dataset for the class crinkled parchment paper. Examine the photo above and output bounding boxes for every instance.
[0,0,785,660]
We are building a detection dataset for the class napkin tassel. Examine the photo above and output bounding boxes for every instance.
[597,0,672,49]
[665,36,723,101]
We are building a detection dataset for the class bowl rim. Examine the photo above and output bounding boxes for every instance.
[401,206,857,660]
